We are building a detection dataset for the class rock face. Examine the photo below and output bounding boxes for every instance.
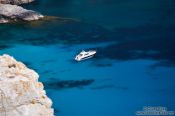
[0,4,44,21]
[0,54,54,116]
[0,0,44,23]
[0,0,34,5]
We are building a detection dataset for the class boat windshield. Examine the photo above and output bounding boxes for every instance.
[79,54,83,56]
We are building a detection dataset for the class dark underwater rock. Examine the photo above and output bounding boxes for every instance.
[45,79,95,90]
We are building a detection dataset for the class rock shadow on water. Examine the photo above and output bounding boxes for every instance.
[0,44,12,50]
[91,84,128,91]
[149,60,175,69]
[44,79,95,90]
[97,24,175,67]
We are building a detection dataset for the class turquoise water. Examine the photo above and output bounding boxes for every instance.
[1,0,175,116]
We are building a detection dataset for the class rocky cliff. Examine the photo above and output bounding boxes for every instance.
[0,0,34,5]
[0,0,43,23]
[0,54,54,116]
[0,4,43,22]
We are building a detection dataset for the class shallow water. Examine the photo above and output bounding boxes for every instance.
[0,0,175,116]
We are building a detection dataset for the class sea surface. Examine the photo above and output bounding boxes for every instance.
[0,0,175,116]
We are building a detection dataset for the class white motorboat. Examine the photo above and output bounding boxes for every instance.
[75,50,96,61]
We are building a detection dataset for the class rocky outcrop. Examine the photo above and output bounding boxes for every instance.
[0,54,54,116]
[0,0,44,23]
[0,4,44,21]
[0,0,34,5]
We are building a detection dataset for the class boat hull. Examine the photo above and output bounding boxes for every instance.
[75,54,95,61]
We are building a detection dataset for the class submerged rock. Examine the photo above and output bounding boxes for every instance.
[0,0,34,5]
[0,54,54,116]
[0,4,43,22]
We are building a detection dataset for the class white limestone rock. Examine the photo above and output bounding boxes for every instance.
[0,54,54,116]
[0,0,34,5]
[0,4,44,22]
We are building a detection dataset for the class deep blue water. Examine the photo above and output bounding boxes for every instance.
[0,0,175,116]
